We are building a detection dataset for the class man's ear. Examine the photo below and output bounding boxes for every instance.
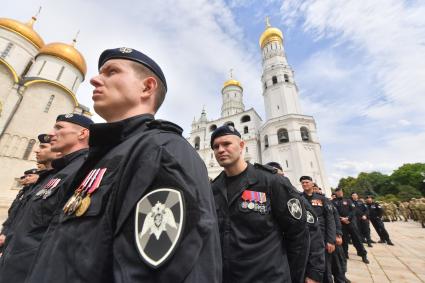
[78,128,89,140]
[141,77,158,99]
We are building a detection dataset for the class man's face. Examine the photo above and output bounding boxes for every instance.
[301,179,314,192]
[90,59,145,120]
[212,135,244,168]
[25,174,39,185]
[351,193,358,201]
[34,143,57,164]
[366,197,373,204]
[336,190,343,198]
[49,121,82,153]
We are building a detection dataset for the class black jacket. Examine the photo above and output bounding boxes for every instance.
[332,197,356,222]
[0,149,87,283]
[366,202,384,219]
[302,192,336,244]
[212,163,309,283]
[26,114,221,283]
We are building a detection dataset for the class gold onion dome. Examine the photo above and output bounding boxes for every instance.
[0,17,45,48]
[223,69,242,90]
[38,41,87,76]
[259,17,283,49]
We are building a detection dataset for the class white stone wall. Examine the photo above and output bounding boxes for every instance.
[0,63,16,102]
[221,85,244,117]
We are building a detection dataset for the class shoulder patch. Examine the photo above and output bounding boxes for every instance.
[135,187,185,268]
[254,163,277,174]
[287,198,303,220]
[306,210,315,224]
[147,119,183,135]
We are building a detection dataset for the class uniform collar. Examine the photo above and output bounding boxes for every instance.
[89,114,154,147]
[51,148,88,171]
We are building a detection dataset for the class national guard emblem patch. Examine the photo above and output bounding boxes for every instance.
[306,210,315,224]
[135,188,185,268]
[287,198,302,220]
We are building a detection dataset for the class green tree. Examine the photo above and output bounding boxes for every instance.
[390,163,425,195]
[397,185,422,201]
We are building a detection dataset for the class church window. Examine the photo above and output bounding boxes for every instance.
[44,95,55,113]
[37,61,46,76]
[234,93,236,98]
[264,135,269,148]
[71,76,79,91]
[246,146,248,153]
[57,66,65,81]
[272,76,277,85]
[1,42,13,58]
[241,115,251,123]
[209,124,217,132]
[244,126,248,134]
[277,105,279,110]
[300,127,310,141]
[22,139,36,160]
[277,128,289,143]
[284,74,289,83]
[264,82,267,89]
[225,121,235,128]
[286,160,289,168]
[194,137,200,150]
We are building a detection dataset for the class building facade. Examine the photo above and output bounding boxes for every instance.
[188,20,330,194]
[0,15,90,210]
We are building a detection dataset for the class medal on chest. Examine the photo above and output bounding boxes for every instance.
[311,199,323,206]
[63,168,107,216]
[240,190,267,214]
[35,178,61,199]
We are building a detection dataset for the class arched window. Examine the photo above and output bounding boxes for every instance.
[300,127,310,141]
[225,121,235,128]
[284,74,289,83]
[244,126,248,134]
[264,82,267,89]
[194,136,200,150]
[22,139,36,160]
[264,135,269,148]
[272,76,278,85]
[209,124,217,132]
[44,95,55,113]
[241,115,251,123]
[277,128,289,143]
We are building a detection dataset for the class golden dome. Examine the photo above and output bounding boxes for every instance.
[38,42,87,76]
[0,17,44,48]
[223,79,242,89]
[259,17,283,49]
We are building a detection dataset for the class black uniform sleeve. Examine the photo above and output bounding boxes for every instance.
[301,198,325,282]
[271,176,309,283]
[113,135,221,283]
[332,204,343,236]
[347,199,356,222]
[324,199,336,244]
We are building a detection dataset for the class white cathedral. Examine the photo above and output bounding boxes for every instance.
[188,20,330,194]
[0,14,90,211]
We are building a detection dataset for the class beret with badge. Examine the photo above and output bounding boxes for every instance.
[210,124,241,148]
[98,47,167,92]
[56,113,93,129]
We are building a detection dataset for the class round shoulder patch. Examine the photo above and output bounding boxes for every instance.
[135,187,185,268]
[306,210,315,224]
[287,198,302,220]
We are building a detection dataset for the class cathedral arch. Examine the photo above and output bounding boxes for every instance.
[300,127,310,141]
[272,76,278,85]
[264,135,269,148]
[277,128,289,143]
[241,115,251,123]
[194,136,200,150]
[23,79,78,106]
[0,58,19,83]
[209,124,217,132]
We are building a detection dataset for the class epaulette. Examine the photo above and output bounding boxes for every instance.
[146,119,183,135]
[254,163,277,174]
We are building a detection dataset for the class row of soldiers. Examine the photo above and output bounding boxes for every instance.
[0,46,400,283]
[382,199,425,227]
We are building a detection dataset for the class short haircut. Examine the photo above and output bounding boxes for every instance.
[130,61,166,112]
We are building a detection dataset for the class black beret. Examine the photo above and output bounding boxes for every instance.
[38,134,50,143]
[299,175,313,182]
[266,162,282,171]
[56,113,93,129]
[98,47,167,91]
[210,125,241,148]
[334,187,342,192]
[24,168,38,175]
[351,192,357,195]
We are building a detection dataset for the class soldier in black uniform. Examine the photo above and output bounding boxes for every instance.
[0,114,92,282]
[365,195,394,245]
[300,176,336,283]
[26,48,221,283]
[211,126,309,283]
[351,192,373,247]
[268,164,325,283]
[332,188,369,264]
[330,203,350,283]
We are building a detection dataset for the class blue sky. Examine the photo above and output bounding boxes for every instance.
[4,0,425,186]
